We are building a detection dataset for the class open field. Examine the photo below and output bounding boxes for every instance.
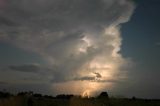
[0,95,160,106]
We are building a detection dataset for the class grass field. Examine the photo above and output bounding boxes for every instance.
[0,95,160,106]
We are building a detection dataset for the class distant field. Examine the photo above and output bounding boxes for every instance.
[0,96,160,106]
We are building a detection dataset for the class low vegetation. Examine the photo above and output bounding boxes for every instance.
[0,91,160,106]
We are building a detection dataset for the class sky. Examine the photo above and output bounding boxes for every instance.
[0,0,160,99]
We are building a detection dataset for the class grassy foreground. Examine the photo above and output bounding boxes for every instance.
[0,95,160,106]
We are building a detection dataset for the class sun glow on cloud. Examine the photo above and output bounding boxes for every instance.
[0,0,135,96]
[78,36,91,53]
[51,24,129,96]
[52,81,109,97]
[74,27,125,96]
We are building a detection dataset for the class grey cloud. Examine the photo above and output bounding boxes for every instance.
[156,42,160,46]
[74,72,102,81]
[94,72,102,78]
[9,64,40,73]
[74,76,95,81]
[0,0,135,32]
[0,0,135,94]
[98,79,120,83]
[0,16,16,26]
[0,81,8,85]
[73,76,119,83]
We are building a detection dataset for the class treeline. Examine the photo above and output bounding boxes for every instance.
[0,90,109,100]
[0,91,13,98]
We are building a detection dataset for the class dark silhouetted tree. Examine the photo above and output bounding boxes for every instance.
[56,94,74,99]
[33,93,42,98]
[0,91,11,98]
[17,91,33,96]
[98,92,109,99]
[44,95,54,99]
[132,96,136,100]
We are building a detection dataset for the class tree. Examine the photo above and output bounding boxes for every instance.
[98,92,109,99]
[33,93,42,98]
[0,91,11,98]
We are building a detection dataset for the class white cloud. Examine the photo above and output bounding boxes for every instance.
[0,0,135,95]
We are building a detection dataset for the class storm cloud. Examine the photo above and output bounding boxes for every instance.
[9,64,40,73]
[0,0,135,95]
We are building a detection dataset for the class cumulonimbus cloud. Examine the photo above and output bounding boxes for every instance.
[0,0,135,95]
